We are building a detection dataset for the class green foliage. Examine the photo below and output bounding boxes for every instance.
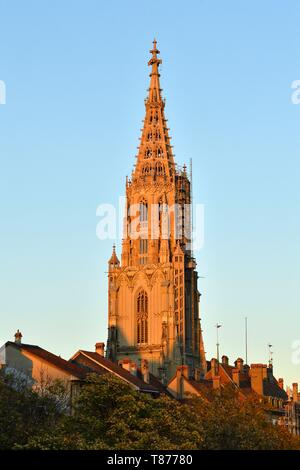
[0,370,65,449]
[24,374,204,450]
[189,387,299,450]
[1,371,299,450]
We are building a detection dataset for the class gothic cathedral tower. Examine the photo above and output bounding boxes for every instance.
[106,41,206,381]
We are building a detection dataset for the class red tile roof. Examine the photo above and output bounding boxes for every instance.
[188,378,214,399]
[207,360,288,401]
[6,342,87,380]
[148,372,172,396]
[6,342,164,395]
[263,379,288,400]
[71,350,160,394]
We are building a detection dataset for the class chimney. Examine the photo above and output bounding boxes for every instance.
[95,342,105,357]
[130,362,137,377]
[158,366,167,385]
[118,358,131,372]
[243,364,250,377]
[118,358,138,376]
[14,330,22,344]
[212,376,221,390]
[194,368,202,381]
[278,378,284,390]
[292,383,298,403]
[177,365,189,379]
[232,368,240,387]
[262,365,268,380]
[250,364,267,396]
[141,359,149,384]
[176,365,188,399]
[235,358,244,372]
[222,355,229,366]
[210,358,219,378]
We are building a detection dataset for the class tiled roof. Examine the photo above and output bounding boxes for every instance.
[220,364,234,379]
[239,387,257,398]
[188,378,214,399]
[71,350,160,394]
[263,380,288,400]
[221,364,249,383]
[147,372,172,396]
[206,359,288,402]
[6,341,87,380]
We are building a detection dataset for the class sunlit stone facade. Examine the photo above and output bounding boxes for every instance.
[106,41,206,381]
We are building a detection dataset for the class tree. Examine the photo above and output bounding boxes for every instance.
[189,387,300,450]
[23,373,203,450]
[21,374,300,450]
[0,369,67,449]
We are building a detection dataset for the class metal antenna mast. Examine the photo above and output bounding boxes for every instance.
[189,158,193,256]
[268,343,274,367]
[215,324,222,362]
[245,317,248,365]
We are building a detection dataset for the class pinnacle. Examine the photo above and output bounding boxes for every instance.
[131,41,175,182]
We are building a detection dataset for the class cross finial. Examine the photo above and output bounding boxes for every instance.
[148,38,162,70]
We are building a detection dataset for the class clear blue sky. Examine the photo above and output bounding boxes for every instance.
[0,0,299,386]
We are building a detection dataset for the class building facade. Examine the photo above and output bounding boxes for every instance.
[0,332,163,398]
[106,41,206,381]
[167,356,289,426]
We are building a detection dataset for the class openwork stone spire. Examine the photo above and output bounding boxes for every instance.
[133,39,175,182]
[147,39,162,104]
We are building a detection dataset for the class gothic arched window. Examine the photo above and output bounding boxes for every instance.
[137,290,148,344]
[145,148,152,158]
[142,165,150,175]
[157,147,163,158]
[156,163,165,176]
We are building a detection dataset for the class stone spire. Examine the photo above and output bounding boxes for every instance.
[133,39,175,182]
[147,39,162,104]
[108,244,120,271]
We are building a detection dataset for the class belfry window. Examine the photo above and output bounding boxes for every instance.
[142,165,150,175]
[139,234,148,265]
[156,163,164,176]
[137,290,148,344]
[139,201,148,222]
[139,238,148,254]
